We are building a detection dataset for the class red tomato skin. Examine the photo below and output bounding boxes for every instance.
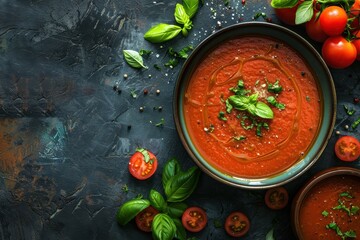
[224,211,250,237]
[321,36,357,69]
[334,136,360,162]
[352,31,360,61]
[319,6,348,36]
[274,2,300,26]
[350,0,360,17]
[265,187,289,210]
[305,14,328,42]
[128,151,158,180]
[135,206,159,232]
[181,206,208,232]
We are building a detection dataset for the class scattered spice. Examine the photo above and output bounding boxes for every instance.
[354,98,359,104]
[143,89,148,95]
[139,106,144,112]
[123,73,128,79]
[156,89,161,95]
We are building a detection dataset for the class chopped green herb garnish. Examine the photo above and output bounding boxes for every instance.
[241,116,254,130]
[139,49,152,56]
[223,0,230,6]
[351,117,360,130]
[340,192,353,198]
[350,206,359,215]
[233,135,246,141]
[326,222,357,240]
[229,80,250,96]
[322,210,329,217]
[256,122,269,137]
[344,105,356,116]
[155,118,165,127]
[164,58,179,68]
[218,111,227,121]
[267,96,285,110]
[225,99,233,113]
[267,79,283,93]
[121,184,129,193]
[130,90,138,98]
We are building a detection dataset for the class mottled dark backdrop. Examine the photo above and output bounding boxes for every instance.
[0,0,359,239]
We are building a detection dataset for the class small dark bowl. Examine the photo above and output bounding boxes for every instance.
[173,22,336,189]
[291,167,360,239]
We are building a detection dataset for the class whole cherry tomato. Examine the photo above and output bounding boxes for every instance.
[321,36,357,69]
[319,6,348,36]
[306,13,328,42]
[274,1,302,25]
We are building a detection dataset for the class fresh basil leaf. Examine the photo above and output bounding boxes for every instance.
[248,93,258,105]
[150,189,167,212]
[116,199,150,226]
[228,95,250,111]
[295,0,313,25]
[182,0,199,19]
[174,3,190,25]
[144,23,182,43]
[166,202,188,218]
[165,166,200,202]
[152,213,177,240]
[182,27,189,37]
[254,101,274,119]
[172,218,187,240]
[265,228,275,240]
[247,104,257,116]
[123,50,148,69]
[162,158,182,190]
[270,0,298,8]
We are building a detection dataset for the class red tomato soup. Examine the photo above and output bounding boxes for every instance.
[299,175,360,239]
[183,36,321,178]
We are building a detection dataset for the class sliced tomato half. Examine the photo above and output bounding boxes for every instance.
[181,206,208,232]
[265,187,289,210]
[224,211,250,237]
[135,206,159,232]
[128,148,158,180]
[334,136,360,162]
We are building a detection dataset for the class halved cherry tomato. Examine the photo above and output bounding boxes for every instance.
[128,148,158,180]
[224,211,250,237]
[350,0,360,17]
[321,36,357,69]
[265,187,289,210]
[319,6,348,36]
[135,206,159,232]
[181,206,207,232]
[334,136,360,162]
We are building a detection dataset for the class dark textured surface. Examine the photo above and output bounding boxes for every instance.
[0,0,359,239]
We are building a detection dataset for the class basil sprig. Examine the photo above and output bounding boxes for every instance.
[123,50,148,69]
[227,93,274,119]
[144,0,199,43]
[116,158,201,239]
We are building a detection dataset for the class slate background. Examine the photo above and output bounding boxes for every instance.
[0,0,359,239]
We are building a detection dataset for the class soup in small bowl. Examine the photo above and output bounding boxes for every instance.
[291,167,360,239]
[173,22,336,189]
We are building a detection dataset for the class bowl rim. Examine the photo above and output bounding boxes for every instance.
[291,166,360,239]
[173,21,337,189]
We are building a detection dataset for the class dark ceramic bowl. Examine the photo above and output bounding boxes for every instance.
[173,22,336,189]
[291,167,360,239]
